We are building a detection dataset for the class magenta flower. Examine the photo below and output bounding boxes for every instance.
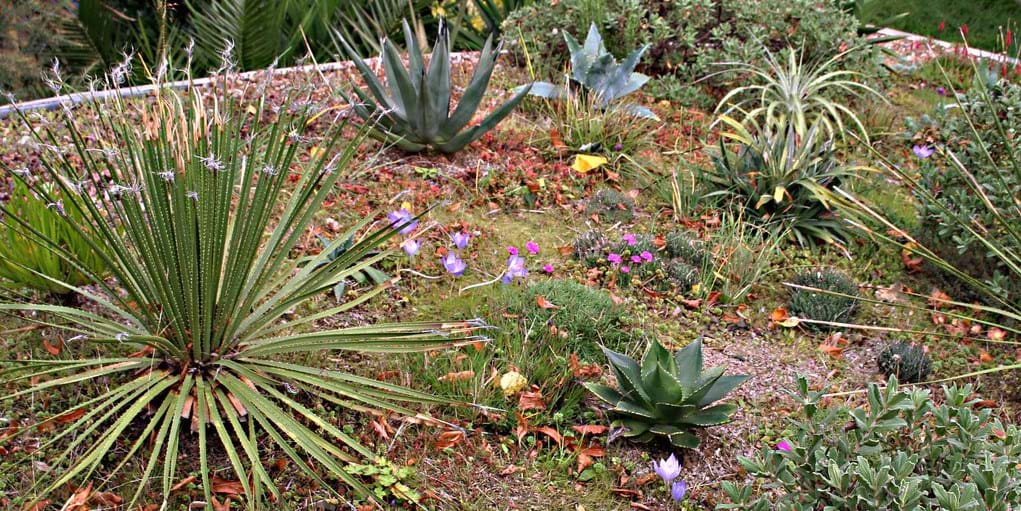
[620,265,631,273]
[387,208,418,235]
[630,255,642,264]
[501,255,528,284]
[653,454,682,483]
[936,86,946,96]
[671,480,687,501]
[640,251,654,262]
[542,264,554,274]
[401,239,420,257]
[912,144,934,159]
[525,241,540,255]
[441,252,467,276]
[451,231,471,250]
[607,253,622,264]
[507,245,519,256]
[776,440,792,452]
[622,233,637,246]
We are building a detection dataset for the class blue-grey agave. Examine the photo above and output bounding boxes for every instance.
[338,19,530,153]
[524,23,657,119]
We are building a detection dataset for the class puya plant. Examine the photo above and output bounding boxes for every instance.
[0,68,485,508]
[336,18,530,154]
[0,179,107,295]
[522,23,658,120]
[585,338,749,448]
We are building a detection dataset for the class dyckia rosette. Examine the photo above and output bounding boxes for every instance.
[585,338,749,448]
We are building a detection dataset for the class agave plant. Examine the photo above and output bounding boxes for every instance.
[523,23,657,119]
[336,18,529,154]
[0,180,107,295]
[585,338,749,448]
[0,71,484,508]
[714,45,883,142]
[705,115,864,246]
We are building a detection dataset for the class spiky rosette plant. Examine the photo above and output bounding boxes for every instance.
[336,18,530,154]
[878,341,932,383]
[585,338,749,448]
[0,72,485,508]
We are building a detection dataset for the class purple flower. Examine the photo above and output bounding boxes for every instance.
[912,144,935,159]
[441,252,467,276]
[653,454,682,483]
[542,264,554,274]
[501,255,528,284]
[388,208,418,235]
[630,255,642,264]
[936,86,946,96]
[507,246,519,256]
[776,440,792,452]
[451,231,471,250]
[607,253,622,264]
[402,239,420,257]
[622,233,637,246]
[671,480,687,501]
[613,142,623,151]
[640,251,654,262]
[525,241,540,255]
[620,265,631,273]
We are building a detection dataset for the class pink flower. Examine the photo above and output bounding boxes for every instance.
[630,255,642,264]
[607,253,622,264]
[525,241,539,255]
[507,246,519,256]
[623,233,637,246]
[640,251,654,262]
[620,265,631,273]
[776,440,792,452]
[543,264,554,274]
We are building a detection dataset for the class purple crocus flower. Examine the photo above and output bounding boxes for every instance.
[507,245,519,256]
[441,252,467,276]
[653,454,682,483]
[451,231,471,250]
[776,440,792,452]
[640,250,654,262]
[402,239,420,257]
[387,208,418,234]
[501,255,528,284]
[671,480,687,501]
[912,144,935,159]
[607,253,622,264]
[622,233,637,246]
[613,142,623,151]
[525,241,539,255]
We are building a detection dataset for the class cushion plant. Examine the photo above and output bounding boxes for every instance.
[336,18,530,153]
[0,74,484,508]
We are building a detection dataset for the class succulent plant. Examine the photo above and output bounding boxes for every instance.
[522,23,657,119]
[665,230,708,267]
[586,338,750,448]
[585,189,635,223]
[878,342,932,383]
[665,259,700,291]
[338,19,530,153]
[788,268,858,329]
[573,230,608,267]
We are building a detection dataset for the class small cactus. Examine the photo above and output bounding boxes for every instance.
[665,230,708,267]
[878,341,932,383]
[573,230,608,267]
[665,259,700,291]
[585,189,635,223]
[788,268,858,329]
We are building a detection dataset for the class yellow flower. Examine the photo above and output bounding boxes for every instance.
[572,154,608,173]
[499,371,527,396]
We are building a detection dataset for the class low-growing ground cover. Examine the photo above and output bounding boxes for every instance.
[1,3,1020,510]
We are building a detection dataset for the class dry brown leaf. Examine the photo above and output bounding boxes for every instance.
[434,430,465,449]
[438,370,475,382]
[819,344,843,358]
[536,426,563,446]
[571,425,608,436]
[535,295,559,309]
[518,386,547,411]
[770,307,789,323]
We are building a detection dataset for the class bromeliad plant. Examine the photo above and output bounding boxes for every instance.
[0,179,107,295]
[523,23,658,120]
[0,72,484,508]
[337,18,530,154]
[585,338,749,449]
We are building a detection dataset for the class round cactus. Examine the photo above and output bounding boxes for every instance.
[572,230,608,267]
[665,230,708,267]
[788,269,859,329]
[585,189,635,223]
[878,342,932,383]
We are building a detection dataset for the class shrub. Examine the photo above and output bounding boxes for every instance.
[0,72,482,506]
[787,268,858,328]
[910,79,1021,303]
[719,376,1021,510]
[510,279,630,357]
[705,118,860,246]
[586,338,749,448]
[337,19,529,153]
[878,341,932,383]
[585,189,635,223]
[0,180,106,295]
[503,0,867,103]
